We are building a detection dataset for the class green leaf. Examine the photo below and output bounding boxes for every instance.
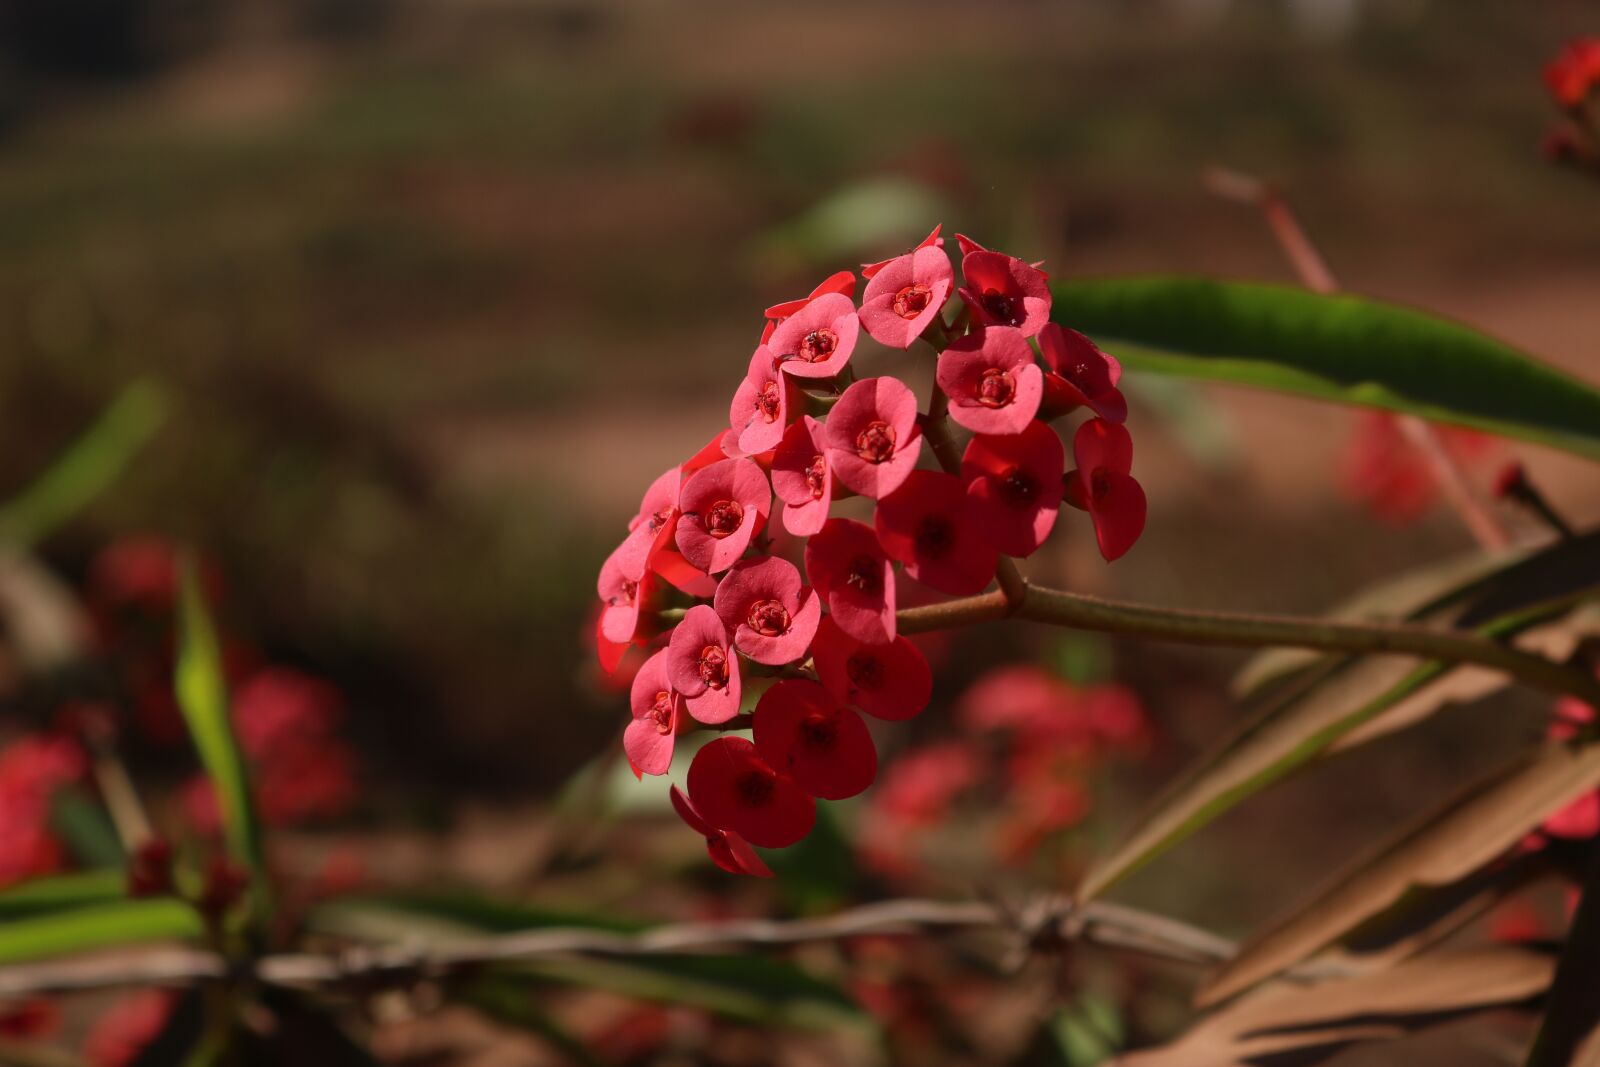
[1199,741,1600,1006]
[0,899,203,965]
[0,870,127,920]
[0,379,169,550]
[1052,276,1600,460]
[174,558,266,907]
[49,788,126,869]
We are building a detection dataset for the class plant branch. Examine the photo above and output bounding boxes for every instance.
[896,585,1600,704]
[0,896,1284,999]
[1203,165,1510,551]
[1523,842,1600,1067]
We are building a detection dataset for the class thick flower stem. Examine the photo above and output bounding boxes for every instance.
[897,585,1600,704]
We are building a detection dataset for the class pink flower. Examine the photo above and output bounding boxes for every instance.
[859,243,953,349]
[871,740,983,826]
[670,784,772,878]
[805,518,897,645]
[957,250,1050,336]
[624,650,685,777]
[767,292,860,380]
[712,555,820,665]
[665,605,742,724]
[810,616,931,722]
[771,416,835,537]
[1065,417,1146,563]
[597,541,661,647]
[861,225,944,278]
[875,470,998,596]
[687,736,815,848]
[962,421,1066,557]
[1036,324,1127,424]
[674,457,770,574]
[614,467,682,581]
[824,377,923,499]
[753,680,877,800]
[763,271,858,329]
[728,346,799,456]
[935,326,1042,435]
[1340,412,1498,525]
[0,734,84,887]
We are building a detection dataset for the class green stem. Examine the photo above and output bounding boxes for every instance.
[896,585,1600,705]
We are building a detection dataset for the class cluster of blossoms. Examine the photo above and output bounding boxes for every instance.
[860,664,1149,876]
[595,228,1148,872]
[0,734,85,887]
[1541,37,1600,172]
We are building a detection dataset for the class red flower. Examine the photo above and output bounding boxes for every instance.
[614,466,682,581]
[824,376,923,499]
[597,541,662,648]
[1340,412,1498,525]
[810,616,931,722]
[805,518,897,645]
[875,470,998,596]
[674,457,770,574]
[1036,323,1127,423]
[860,225,944,278]
[956,250,1050,336]
[1065,417,1146,563]
[625,649,685,776]
[665,605,742,725]
[935,326,1043,435]
[1543,696,1597,839]
[88,536,179,612]
[712,555,820,665]
[728,345,798,456]
[84,991,175,1067]
[768,292,860,380]
[764,271,858,329]
[1545,37,1600,108]
[871,740,983,826]
[859,243,953,349]
[0,999,58,1041]
[687,736,815,848]
[962,421,1065,557]
[753,680,877,800]
[0,734,84,886]
[771,416,836,537]
[669,784,772,877]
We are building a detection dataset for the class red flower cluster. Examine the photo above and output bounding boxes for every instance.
[0,734,85,887]
[595,228,1149,872]
[860,664,1149,875]
[1340,412,1499,525]
[1545,38,1600,109]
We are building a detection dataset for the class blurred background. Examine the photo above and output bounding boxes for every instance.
[2,1,1599,1063]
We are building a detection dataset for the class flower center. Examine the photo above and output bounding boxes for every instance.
[1091,469,1113,500]
[855,421,896,463]
[845,651,883,691]
[798,328,838,363]
[845,555,881,593]
[977,367,1016,408]
[999,466,1039,508]
[915,516,954,559]
[705,499,745,537]
[981,288,1018,325]
[697,645,729,689]
[737,769,775,807]
[755,380,782,422]
[651,692,674,734]
[798,711,838,750]
[892,283,933,320]
[615,579,638,607]
[805,455,827,499]
[647,506,674,533]
[747,599,791,636]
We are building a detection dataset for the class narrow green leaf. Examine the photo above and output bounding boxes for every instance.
[49,788,126,869]
[0,870,126,920]
[0,379,169,550]
[174,558,265,905]
[0,899,202,965]
[1052,276,1600,460]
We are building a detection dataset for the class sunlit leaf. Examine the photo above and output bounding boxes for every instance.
[1054,276,1600,460]
[174,558,265,910]
[1200,742,1600,1006]
[0,870,126,920]
[0,379,169,550]
[0,899,202,966]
